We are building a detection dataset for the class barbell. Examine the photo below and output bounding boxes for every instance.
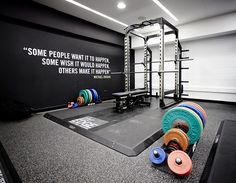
[134,58,193,65]
[110,70,178,75]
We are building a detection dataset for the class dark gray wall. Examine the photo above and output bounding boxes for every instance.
[0,1,124,46]
[0,1,127,110]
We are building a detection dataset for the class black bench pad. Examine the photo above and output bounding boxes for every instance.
[112,90,148,97]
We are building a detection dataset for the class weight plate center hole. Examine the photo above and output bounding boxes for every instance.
[153,150,160,158]
[172,120,189,133]
[175,157,182,165]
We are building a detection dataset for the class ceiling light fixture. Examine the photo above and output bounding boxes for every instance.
[152,0,178,21]
[117,2,126,9]
[65,0,128,27]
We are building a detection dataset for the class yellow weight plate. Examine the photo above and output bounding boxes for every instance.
[177,107,203,135]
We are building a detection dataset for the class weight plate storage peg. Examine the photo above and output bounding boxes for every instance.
[79,90,89,105]
[149,147,166,165]
[178,103,205,127]
[162,107,203,144]
[163,128,189,152]
[167,150,192,176]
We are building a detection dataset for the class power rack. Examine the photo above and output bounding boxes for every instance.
[112,17,192,109]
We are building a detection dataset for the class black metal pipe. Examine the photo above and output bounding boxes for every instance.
[147,46,152,96]
[164,89,175,95]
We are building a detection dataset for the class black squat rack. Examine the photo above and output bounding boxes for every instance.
[112,17,192,109]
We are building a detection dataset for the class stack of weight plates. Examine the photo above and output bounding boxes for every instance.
[78,89,99,105]
[150,101,207,177]
[162,101,207,145]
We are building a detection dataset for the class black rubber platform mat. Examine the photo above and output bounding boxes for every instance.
[44,102,164,156]
[150,142,198,177]
[0,142,22,183]
[200,120,236,183]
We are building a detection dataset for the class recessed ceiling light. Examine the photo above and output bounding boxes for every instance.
[65,0,128,27]
[138,16,146,21]
[152,0,178,21]
[117,2,126,9]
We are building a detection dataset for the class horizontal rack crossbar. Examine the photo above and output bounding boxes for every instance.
[111,70,178,75]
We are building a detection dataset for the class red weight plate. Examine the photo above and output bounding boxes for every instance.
[68,102,74,109]
[183,164,193,176]
[167,150,192,176]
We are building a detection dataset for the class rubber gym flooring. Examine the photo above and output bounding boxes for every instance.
[0,98,236,183]
[44,99,164,156]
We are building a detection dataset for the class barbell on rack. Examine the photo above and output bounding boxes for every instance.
[134,58,193,65]
[110,70,178,75]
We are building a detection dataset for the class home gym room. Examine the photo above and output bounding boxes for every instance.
[0,0,236,182]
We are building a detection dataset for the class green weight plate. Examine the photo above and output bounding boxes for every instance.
[162,107,203,144]
[85,89,93,103]
[169,107,204,133]
[79,90,89,105]
[178,104,205,128]
[175,106,204,134]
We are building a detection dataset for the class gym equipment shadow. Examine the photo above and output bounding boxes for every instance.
[44,98,166,156]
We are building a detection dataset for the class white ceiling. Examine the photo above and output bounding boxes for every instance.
[33,0,236,33]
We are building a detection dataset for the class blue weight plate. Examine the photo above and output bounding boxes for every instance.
[73,103,78,108]
[91,89,98,102]
[149,147,166,165]
[178,104,205,127]
[89,89,97,103]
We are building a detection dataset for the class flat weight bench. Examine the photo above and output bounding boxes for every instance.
[200,120,236,183]
[112,89,150,112]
